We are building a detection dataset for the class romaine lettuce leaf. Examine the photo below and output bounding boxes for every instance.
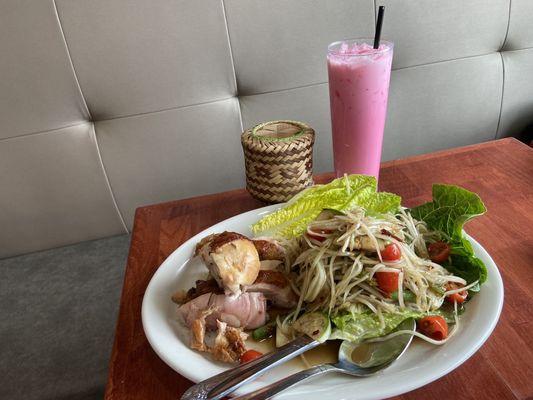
[411,184,487,285]
[331,311,423,343]
[331,309,456,343]
[252,175,401,238]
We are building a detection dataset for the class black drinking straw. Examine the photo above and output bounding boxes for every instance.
[373,6,385,49]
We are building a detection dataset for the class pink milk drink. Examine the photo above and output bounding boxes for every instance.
[327,39,394,178]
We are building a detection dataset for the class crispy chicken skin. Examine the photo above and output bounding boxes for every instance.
[190,309,213,352]
[211,320,248,363]
[184,279,222,303]
[188,312,248,363]
[196,232,261,296]
[252,238,285,261]
[171,279,223,305]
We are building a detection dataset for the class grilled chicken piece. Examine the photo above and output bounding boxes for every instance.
[196,232,260,296]
[179,292,267,330]
[211,320,248,363]
[252,238,285,261]
[246,270,298,308]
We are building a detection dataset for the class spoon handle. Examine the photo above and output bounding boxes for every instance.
[181,335,318,400]
[233,364,336,400]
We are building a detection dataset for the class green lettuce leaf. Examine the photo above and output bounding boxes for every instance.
[447,252,486,289]
[410,184,486,241]
[331,309,456,343]
[331,311,423,343]
[252,175,401,238]
[411,184,488,285]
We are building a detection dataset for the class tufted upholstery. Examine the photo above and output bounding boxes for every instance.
[1,0,532,258]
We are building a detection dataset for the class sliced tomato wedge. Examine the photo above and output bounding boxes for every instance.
[418,316,448,341]
[381,243,401,261]
[239,349,263,364]
[375,271,399,294]
[428,241,451,263]
[446,282,468,303]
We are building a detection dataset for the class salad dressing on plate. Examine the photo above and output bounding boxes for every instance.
[247,337,340,368]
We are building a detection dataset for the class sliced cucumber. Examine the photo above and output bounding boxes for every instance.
[292,312,331,343]
[391,290,416,303]
[252,321,276,341]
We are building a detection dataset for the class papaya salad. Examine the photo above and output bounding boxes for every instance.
[172,175,487,364]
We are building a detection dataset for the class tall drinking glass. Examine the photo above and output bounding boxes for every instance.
[327,39,394,179]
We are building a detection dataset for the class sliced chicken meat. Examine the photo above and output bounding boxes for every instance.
[179,292,267,330]
[246,270,298,308]
[195,232,260,296]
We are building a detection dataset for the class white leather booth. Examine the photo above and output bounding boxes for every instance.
[1,0,532,258]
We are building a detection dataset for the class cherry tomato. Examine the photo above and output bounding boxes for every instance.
[418,316,448,341]
[428,241,451,263]
[375,271,399,293]
[381,243,401,261]
[306,229,332,243]
[239,349,263,364]
[446,282,468,304]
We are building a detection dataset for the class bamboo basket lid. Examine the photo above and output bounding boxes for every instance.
[241,120,315,203]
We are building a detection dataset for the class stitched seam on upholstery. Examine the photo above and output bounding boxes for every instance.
[0,121,91,143]
[495,0,513,140]
[221,0,243,131]
[242,81,329,98]
[97,97,236,123]
[14,49,527,130]
[241,51,507,98]
[54,0,128,233]
[392,51,498,71]
[52,0,92,121]
[494,53,506,140]
[0,120,129,232]
[501,0,512,49]
[91,125,129,233]
[500,46,533,54]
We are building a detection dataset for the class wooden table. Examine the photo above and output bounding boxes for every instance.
[105,138,533,400]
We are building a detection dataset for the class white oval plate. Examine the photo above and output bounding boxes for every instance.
[142,204,504,400]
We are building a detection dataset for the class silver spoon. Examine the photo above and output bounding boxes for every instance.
[233,318,416,400]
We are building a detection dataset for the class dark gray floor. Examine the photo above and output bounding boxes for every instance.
[0,235,131,400]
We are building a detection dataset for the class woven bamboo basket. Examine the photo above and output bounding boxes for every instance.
[241,120,315,203]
